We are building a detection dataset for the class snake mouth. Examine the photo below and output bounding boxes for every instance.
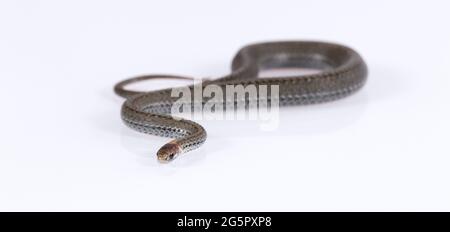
[157,156,172,163]
[157,153,177,163]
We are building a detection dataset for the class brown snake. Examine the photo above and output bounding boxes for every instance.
[114,41,368,162]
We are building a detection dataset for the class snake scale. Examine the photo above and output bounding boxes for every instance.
[114,41,368,162]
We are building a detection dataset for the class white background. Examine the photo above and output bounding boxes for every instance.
[1,0,449,211]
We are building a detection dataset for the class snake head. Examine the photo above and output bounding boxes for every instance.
[157,142,182,163]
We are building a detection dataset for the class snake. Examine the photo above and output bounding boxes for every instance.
[114,41,368,163]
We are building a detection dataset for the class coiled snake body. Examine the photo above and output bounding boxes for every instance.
[114,41,368,162]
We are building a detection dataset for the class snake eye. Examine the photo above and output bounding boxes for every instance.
[168,153,175,160]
